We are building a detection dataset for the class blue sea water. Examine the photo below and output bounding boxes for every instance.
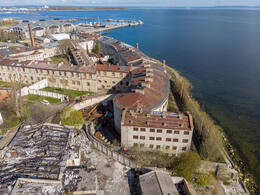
[1,8,260,184]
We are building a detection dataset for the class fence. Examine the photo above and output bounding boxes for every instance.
[28,89,66,101]
[85,123,136,168]
[73,94,112,110]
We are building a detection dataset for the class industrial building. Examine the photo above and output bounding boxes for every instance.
[11,20,75,39]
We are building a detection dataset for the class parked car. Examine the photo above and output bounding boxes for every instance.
[40,100,50,105]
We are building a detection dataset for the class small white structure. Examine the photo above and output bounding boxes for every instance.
[0,112,3,125]
[51,33,70,41]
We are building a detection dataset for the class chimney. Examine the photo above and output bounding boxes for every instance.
[162,60,166,67]
[28,24,35,47]
[136,42,139,49]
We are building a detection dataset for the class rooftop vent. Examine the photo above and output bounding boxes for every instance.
[162,112,167,119]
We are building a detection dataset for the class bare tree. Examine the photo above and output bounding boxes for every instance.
[9,71,24,117]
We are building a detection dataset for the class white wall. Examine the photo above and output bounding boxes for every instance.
[21,79,48,96]
[73,94,112,110]
[0,112,3,125]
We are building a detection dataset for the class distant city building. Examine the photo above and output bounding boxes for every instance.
[51,33,70,41]
[10,20,75,39]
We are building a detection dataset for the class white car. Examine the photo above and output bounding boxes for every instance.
[40,100,50,105]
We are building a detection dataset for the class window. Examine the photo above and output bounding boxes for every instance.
[174,130,180,134]
[133,135,138,139]
[140,136,145,140]
[184,131,190,135]
[157,129,162,133]
[150,128,155,132]
[173,146,177,150]
[140,128,146,132]
[73,81,75,85]
[77,81,80,85]
[87,82,90,86]
[133,127,138,131]
[149,137,155,140]
[156,145,161,149]
[140,143,145,148]
[182,147,187,151]
[149,144,154,148]
[173,138,178,142]
[166,138,171,142]
[182,139,189,143]
[165,146,170,150]
[133,143,138,147]
[156,137,162,141]
[167,130,172,134]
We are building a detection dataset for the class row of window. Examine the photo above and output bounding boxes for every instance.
[133,135,189,143]
[133,127,190,135]
[133,143,187,151]
[2,66,95,79]
[98,71,124,77]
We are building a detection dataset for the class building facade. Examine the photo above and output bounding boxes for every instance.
[0,60,130,93]
[121,111,194,154]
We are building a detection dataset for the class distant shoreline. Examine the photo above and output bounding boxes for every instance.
[44,7,127,11]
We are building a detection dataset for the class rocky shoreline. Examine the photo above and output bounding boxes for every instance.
[165,65,259,194]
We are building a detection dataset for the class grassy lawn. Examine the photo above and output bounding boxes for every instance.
[49,55,68,63]
[24,94,61,105]
[0,81,12,88]
[42,87,93,99]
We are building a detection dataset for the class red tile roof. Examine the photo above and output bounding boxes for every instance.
[122,110,193,131]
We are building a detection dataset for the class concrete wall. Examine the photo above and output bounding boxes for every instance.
[0,112,3,125]
[73,94,112,110]
[28,89,66,101]
[21,79,48,96]
[86,123,136,168]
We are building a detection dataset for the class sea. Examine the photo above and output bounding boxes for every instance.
[1,7,260,185]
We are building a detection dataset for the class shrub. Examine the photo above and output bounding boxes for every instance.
[194,173,213,186]
[173,151,201,181]
[60,107,84,129]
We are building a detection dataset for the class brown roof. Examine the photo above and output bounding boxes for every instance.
[114,64,170,112]
[122,110,193,131]
[0,59,97,74]
[96,64,131,73]
[0,90,11,101]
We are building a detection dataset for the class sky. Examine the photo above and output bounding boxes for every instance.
[1,0,260,7]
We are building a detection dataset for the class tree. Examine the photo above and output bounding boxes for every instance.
[86,44,90,54]
[9,72,24,117]
[60,107,84,129]
[173,151,201,181]
[93,42,100,54]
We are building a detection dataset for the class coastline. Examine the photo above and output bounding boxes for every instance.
[165,65,259,194]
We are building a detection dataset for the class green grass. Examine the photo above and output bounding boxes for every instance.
[0,81,12,88]
[50,55,68,63]
[42,87,93,99]
[25,94,61,105]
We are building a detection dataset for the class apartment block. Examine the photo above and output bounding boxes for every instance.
[121,110,194,154]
